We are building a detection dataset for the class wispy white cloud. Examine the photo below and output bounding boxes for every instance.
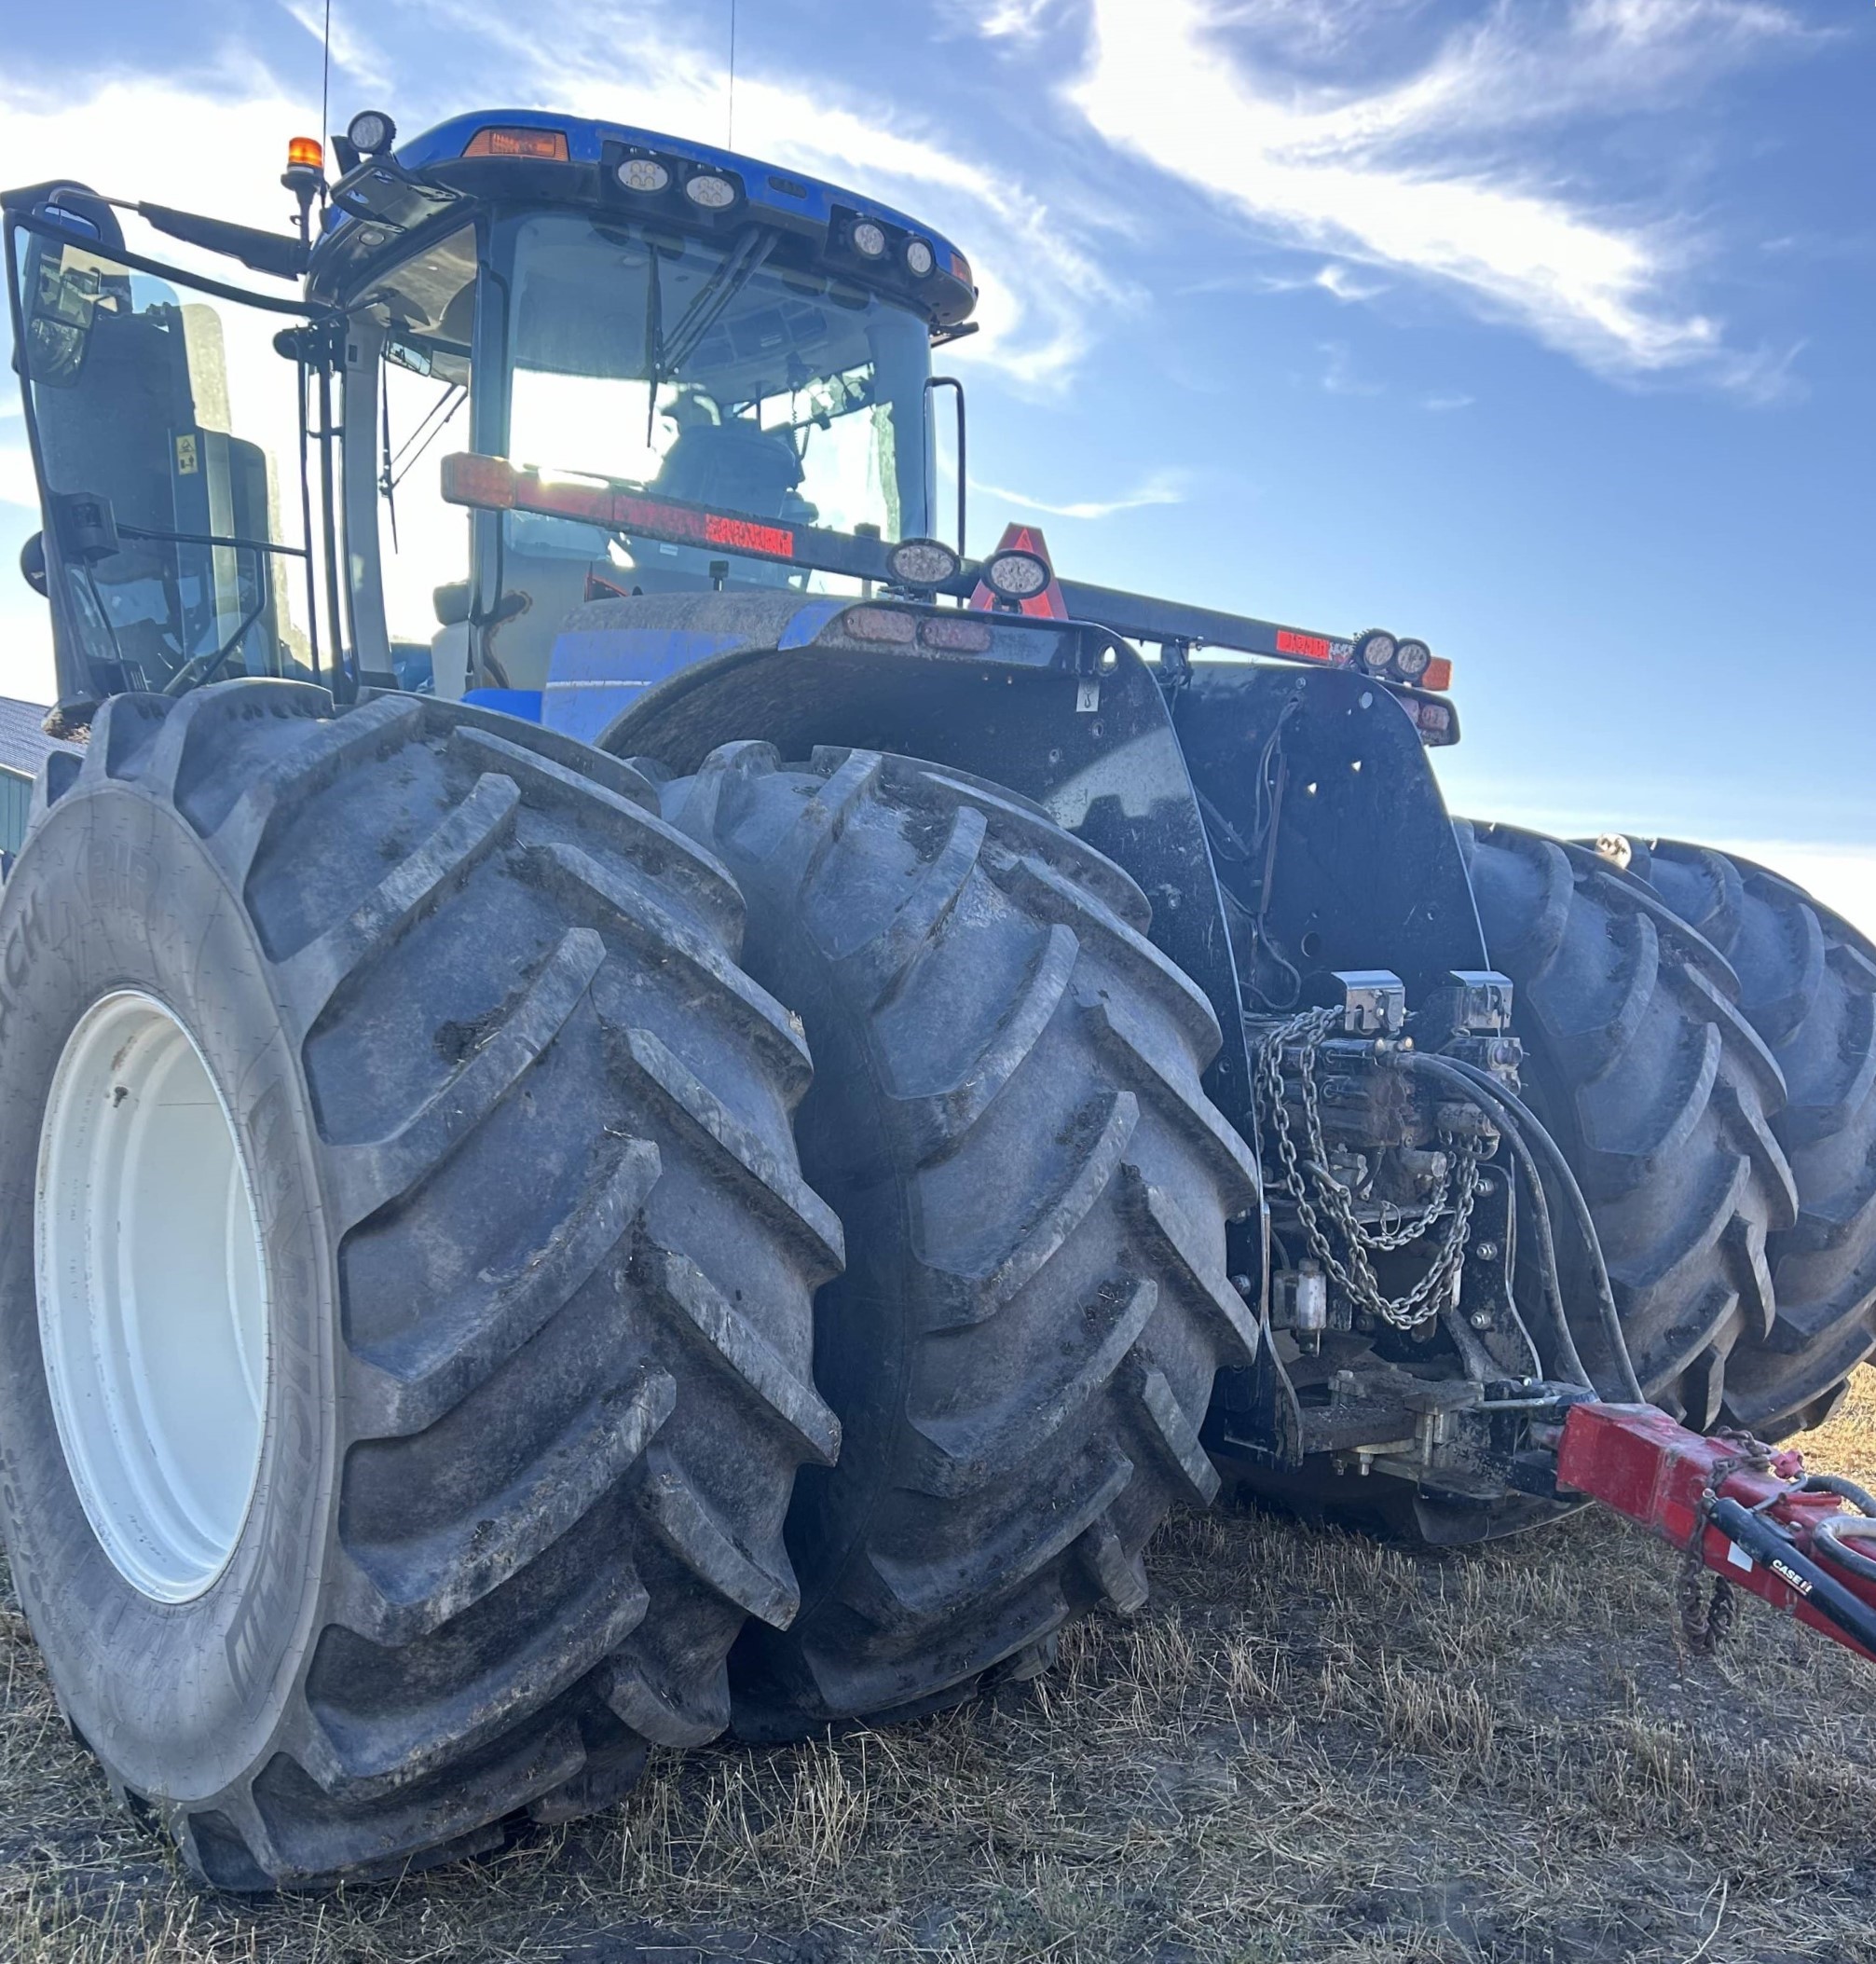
[1319,342,1382,397]
[972,0,1057,39]
[1065,0,1813,385]
[408,0,1118,390]
[969,467,1187,520]
[1315,263,1388,303]
[276,0,393,94]
[1423,391,1475,412]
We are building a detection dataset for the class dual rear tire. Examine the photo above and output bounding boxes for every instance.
[26,682,1855,1888]
[0,694,1252,1885]
[1463,823,1876,1440]
[657,744,1259,1737]
[0,686,842,1886]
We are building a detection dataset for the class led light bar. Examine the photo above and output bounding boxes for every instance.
[918,614,993,652]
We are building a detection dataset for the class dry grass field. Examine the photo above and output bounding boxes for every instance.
[4,1373,1874,1964]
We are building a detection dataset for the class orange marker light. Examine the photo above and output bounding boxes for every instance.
[287,135,324,172]
[1421,656,1454,693]
[463,127,570,160]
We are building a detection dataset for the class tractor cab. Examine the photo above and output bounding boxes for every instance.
[5,109,976,726]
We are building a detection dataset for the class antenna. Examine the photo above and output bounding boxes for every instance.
[319,0,334,143]
[727,0,737,150]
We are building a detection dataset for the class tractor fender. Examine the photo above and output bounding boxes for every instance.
[536,591,847,745]
[1173,661,1489,1008]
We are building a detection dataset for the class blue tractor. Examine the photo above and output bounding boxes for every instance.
[2,108,1870,1888]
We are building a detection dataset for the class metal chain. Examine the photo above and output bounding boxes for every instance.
[1253,1009,1483,1331]
[1677,1434,1773,1656]
[1677,1543,1736,1655]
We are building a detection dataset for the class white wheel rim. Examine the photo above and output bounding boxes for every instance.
[35,991,270,1602]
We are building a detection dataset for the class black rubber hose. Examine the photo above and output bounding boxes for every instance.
[1400,1051,1643,1402]
[1801,1475,1876,1586]
[1426,1051,1642,1403]
[1801,1473,1876,1516]
[1389,1051,1592,1394]
[1813,1513,1876,1586]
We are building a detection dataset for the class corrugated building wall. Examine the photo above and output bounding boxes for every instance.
[0,697,79,863]
[0,769,32,857]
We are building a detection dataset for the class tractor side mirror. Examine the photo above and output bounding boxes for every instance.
[19,532,48,598]
[21,233,109,390]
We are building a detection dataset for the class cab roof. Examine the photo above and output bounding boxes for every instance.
[313,107,978,330]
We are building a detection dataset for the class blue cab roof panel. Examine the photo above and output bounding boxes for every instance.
[316,107,977,327]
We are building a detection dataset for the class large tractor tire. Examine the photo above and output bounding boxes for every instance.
[656,745,1260,1737]
[0,683,841,1888]
[1623,841,1876,1435]
[1460,823,1799,1428]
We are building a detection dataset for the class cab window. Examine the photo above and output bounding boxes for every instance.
[15,229,311,693]
[352,225,476,688]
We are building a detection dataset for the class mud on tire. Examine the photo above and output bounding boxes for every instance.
[0,682,841,1887]
[1460,822,1798,1429]
[1627,841,1876,1435]
[659,745,1260,1736]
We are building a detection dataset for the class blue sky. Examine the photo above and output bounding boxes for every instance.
[1,0,1870,924]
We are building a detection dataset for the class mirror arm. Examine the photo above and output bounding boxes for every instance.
[135,204,308,282]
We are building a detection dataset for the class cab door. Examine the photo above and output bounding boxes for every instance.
[5,187,335,728]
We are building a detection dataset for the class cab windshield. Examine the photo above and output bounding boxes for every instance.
[500,212,935,595]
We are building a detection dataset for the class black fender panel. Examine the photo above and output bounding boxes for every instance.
[1173,662,1488,1008]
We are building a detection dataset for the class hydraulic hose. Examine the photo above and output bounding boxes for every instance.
[1395,1051,1643,1402]
[1421,1051,1643,1402]
[1388,1051,1591,1394]
[1814,1514,1876,1586]
[1803,1473,1876,1516]
[1801,1475,1876,1585]
[1708,1495,1876,1655]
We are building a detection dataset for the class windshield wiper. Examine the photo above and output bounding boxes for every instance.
[646,228,775,408]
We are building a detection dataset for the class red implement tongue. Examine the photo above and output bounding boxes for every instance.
[1558,1401,1876,1663]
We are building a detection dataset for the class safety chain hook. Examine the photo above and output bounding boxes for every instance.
[1253,1008,1482,1332]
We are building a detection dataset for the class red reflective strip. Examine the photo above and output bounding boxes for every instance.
[613,491,710,545]
[704,512,795,557]
[1276,628,1333,662]
[441,451,519,510]
[537,479,623,525]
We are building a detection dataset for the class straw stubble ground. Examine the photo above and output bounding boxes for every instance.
[4,1372,1874,1963]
